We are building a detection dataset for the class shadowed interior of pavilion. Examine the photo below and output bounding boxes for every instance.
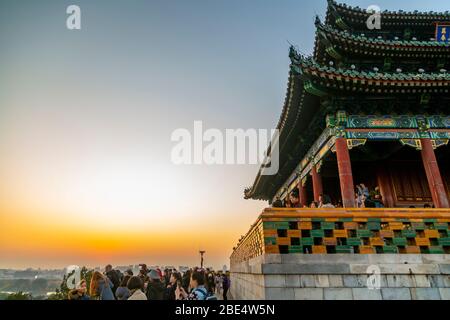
[245,112,450,210]
[310,141,450,208]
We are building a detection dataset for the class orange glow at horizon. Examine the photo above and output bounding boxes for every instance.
[0,135,265,270]
[0,204,252,269]
[0,103,267,270]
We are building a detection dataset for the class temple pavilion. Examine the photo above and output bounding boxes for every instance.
[231,2,450,262]
[244,0,450,209]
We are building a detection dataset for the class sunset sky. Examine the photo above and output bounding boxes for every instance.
[1,0,448,270]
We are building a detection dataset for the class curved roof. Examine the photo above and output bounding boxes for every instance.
[244,48,450,201]
[244,49,321,201]
[326,0,450,30]
[295,56,450,84]
[315,22,450,60]
[244,1,450,203]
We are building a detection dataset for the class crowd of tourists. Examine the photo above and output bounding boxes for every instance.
[354,184,385,208]
[67,264,231,301]
[272,189,340,209]
[272,183,386,208]
[272,183,435,209]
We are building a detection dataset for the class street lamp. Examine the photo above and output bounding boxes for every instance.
[199,250,206,269]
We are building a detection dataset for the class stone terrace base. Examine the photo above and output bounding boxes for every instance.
[230,254,450,300]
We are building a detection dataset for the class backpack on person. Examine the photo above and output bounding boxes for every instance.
[195,287,218,300]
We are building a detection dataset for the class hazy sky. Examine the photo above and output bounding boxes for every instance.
[1,0,449,269]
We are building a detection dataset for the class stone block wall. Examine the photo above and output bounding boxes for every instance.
[230,254,450,300]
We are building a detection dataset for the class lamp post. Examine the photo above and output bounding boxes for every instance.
[199,250,206,269]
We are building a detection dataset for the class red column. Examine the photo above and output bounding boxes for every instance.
[420,138,449,208]
[335,137,356,208]
[298,180,307,207]
[311,165,323,203]
[377,167,395,208]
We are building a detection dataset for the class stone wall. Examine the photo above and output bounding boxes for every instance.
[231,209,450,266]
[230,254,450,300]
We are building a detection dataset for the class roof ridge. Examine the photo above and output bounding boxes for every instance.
[317,22,450,47]
[328,0,450,17]
[294,57,450,80]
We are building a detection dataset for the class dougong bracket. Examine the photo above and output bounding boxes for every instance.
[400,139,422,150]
[347,139,367,150]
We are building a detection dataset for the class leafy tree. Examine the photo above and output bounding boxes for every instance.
[49,266,94,300]
[0,292,9,300]
[81,267,94,291]
[47,288,65,300]
[6,291,32,300]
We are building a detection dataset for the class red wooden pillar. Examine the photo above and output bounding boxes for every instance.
[311,165,323,203]
[377,167,395,208]
[420,138,450,208]
[298,179,307,207]
[335,137,356,208]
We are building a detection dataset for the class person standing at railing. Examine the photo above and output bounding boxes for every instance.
[289,189,301,208]
[272,199,284,208]
[319,194,335,208]
[356,184,369,208]
[369,186,384,208]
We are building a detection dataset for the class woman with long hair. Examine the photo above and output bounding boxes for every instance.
[89,271,115,300]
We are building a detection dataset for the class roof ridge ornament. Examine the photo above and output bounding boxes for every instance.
[288,45,300,63]
[315,15,322,27]
[331,0,450,17]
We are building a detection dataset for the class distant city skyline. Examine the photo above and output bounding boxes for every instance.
[1,0,449,269]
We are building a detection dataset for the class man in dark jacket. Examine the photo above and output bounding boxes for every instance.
[222,273,230,301]
[164,272,181,300]
[105,264,120,298]
[146,269,165,300]
[206,272,215,294]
